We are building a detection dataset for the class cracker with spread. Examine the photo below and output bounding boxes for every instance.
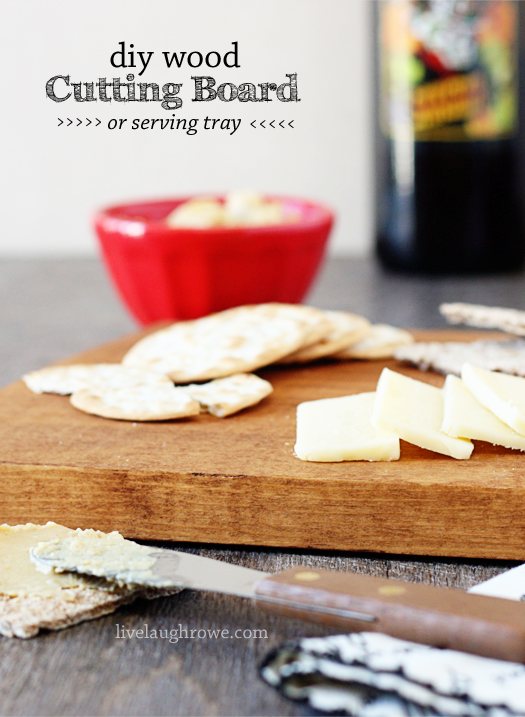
[0,522,177,638]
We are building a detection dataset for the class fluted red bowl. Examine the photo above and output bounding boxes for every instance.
[93,196,334,325]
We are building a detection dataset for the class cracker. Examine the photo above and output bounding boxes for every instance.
[334,324,414,360]
[22,364,173,396]
[0,522,179,639]
[185,373,273,417]
[70,384,200,421]
[122,303,331,383]
[440,302,525,336]
[0,587,140,639]
[394,339,525,377]
[279,311,371,363]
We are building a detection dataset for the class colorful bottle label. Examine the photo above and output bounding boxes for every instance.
[380,0,518,140]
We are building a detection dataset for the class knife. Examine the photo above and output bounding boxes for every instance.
[31,539,525,663]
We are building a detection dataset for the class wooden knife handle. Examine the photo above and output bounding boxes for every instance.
[254,566,525,663]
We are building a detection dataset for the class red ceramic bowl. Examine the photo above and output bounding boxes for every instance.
[93,196,334,325]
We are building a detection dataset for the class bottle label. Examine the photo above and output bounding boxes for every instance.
[380,0,518,141]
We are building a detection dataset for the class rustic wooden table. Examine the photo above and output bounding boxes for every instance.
[1,257,524,717]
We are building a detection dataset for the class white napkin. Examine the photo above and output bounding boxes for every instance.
[261,632,525,716]
[468,563,525,601]
[260,568,525,716]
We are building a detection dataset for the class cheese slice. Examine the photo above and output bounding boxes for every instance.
[442,374,525,450]
[371,368,473,459]
[295,392,400,462]
[461,363,525,436]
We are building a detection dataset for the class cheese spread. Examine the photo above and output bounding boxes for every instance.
[31,529,162,587]
[0,523,97,599]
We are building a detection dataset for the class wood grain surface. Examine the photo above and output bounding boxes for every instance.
[0,544,517,717]
[1,327,523,559]
[3,258,525,717]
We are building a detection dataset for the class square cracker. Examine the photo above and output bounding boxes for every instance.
[394,339,525,377]
[0,587,140,639]
[440,303,525,336]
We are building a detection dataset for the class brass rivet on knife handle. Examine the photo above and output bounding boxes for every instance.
[294,571,321,582]
[254,566,525,663]
[378,585,406,596]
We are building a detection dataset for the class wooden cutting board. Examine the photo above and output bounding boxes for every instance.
[1,328,524,560]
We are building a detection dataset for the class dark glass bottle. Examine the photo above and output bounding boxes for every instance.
[375,0,525,274]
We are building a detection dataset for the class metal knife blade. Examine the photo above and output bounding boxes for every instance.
[125,549,269,599]
[30,540,376,624]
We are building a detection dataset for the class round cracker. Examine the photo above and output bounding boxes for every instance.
[70,385,200,421]
[334,324,414,360]
[22,364,173,396]
[279,311,371,363]
[122,303,331,383]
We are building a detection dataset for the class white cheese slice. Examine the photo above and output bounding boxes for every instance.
[371,368,473,460]
[295,392,400,462]
[442,374,525,450]
[461,363,525,436]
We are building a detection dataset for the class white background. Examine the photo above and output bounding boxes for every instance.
[0,0,373,256]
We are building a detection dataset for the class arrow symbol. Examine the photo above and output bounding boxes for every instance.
[57,118,63,127]
[288,120,294,128]
[66,118,72,126]
[279,120,285,128]
[76,118,82,126]
[85,118,92,127]
[250,120,256,128]
[269,120,275,128]
[95,118,101,126]
[260,120,266,128]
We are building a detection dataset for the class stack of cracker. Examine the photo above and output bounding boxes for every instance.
[22,303,413,422]
[395,302,525,377]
